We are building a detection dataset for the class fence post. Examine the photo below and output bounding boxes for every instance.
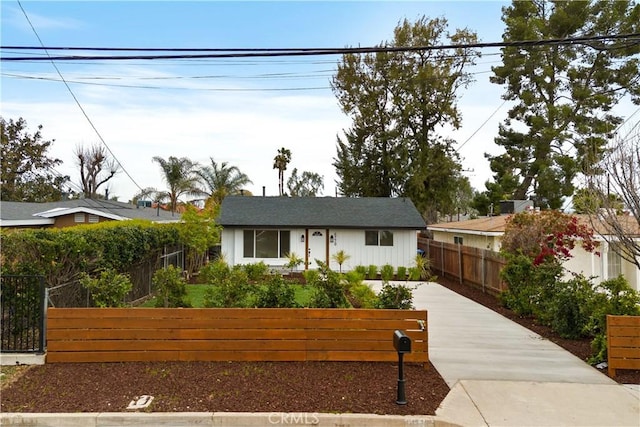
[481,249,486,293]
[457,244,463,284]
[38,277,46,353]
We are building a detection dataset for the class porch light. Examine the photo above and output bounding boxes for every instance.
[330,234,335,244]
[300,234,305,243]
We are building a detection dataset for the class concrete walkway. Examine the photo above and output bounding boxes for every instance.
[400,281,640,427]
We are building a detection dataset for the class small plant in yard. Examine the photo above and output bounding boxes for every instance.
[284,252,304,272]
[354,265,367,277]
[203,268,253,308]
[585,275,640,363]
[375,283,414,309]
[380,264,395,282]
[307,260,349,308]
[412,254,435,281]
[366,265,378,280]
[396,266,407,280]
[331,250,351,273]
[347,282,378,308]
[241,262,270,281]
[152,265,191,308]
[80,269,132,308]
[198,258,231,284]
[254,274,298,308]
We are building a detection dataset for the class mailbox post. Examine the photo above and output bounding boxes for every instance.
[393,329,412,405]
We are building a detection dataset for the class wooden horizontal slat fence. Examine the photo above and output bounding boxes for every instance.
[419,237,507,294]
[46,308,428,366]
[607,315,640,377]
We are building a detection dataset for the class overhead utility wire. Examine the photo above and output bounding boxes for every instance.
[16,0,145,194]
[2,33,638,61]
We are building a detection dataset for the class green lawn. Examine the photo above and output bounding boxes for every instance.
[140,283,313,308]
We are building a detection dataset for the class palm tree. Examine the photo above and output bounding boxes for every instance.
[331,250,351,273]
[196,158,252,205]
[273,147,291,196]
[152,156,201,215]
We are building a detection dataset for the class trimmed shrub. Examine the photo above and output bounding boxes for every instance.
[348,283,378,308]
[366,265,378,280]
[548,274,596,339]
[586,276,640,363]
[307,261,349,308]
[354,265,367,277]
[396,266,407,280]
[203,268,252,308]
[242,262,269,281]
[152,265,191,308]
[254,274,298,308]
[198,258,231,284]
[380,264,395,282]
[375,283,414,309]
[80,269,133,308]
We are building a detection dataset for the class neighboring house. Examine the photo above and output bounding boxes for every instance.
[427,214,640,291]
[0,199,179,228]
[218,196,426,271]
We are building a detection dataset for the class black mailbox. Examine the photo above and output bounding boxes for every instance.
[393,329,412,354]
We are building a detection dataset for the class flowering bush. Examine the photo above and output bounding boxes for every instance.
[501,210,599,265]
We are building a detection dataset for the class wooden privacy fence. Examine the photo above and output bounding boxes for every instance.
[419,238,507,294]
[607,315,640,377]
[46,308,428,366]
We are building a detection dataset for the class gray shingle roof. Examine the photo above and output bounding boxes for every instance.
[218,196,426,229]
[0,199,179,224]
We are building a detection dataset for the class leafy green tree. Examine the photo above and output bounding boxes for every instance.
[151,156,201,215]
[486,0,640,209]
[196,157,252,205]
[286,168,324,197]
[273,147,291,196]
[331,16,480,222]
[1,117,69,202]
[75,143,119,199]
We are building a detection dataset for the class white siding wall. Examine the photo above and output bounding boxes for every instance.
[326,229,417,271]
[221,227,419,272]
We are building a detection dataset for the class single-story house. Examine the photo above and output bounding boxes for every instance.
[218,196,426,271]
[427,214,640,291]
[0,199,179,228]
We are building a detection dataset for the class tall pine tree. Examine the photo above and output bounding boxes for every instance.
[486,0,640,209]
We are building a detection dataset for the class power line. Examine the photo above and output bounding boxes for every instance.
[456,100,508,152]
[16,0,145,195]
[2,33,638,61]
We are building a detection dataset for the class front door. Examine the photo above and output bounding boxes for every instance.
[307,229,327,269]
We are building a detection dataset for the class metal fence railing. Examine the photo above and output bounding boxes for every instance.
[0,275,46,353]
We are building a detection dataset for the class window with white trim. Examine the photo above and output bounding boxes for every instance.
[243,230,290,258]
[365,230,393,247]
[88,214,99,223]
[74,213,85,223]
[454,236,464,245]
[607,247,622,278]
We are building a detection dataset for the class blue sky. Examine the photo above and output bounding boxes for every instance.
[4,1,631,203]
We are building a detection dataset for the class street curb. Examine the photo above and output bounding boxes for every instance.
[1,412,463,427]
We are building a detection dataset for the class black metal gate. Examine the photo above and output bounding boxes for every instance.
[0,275,46,353]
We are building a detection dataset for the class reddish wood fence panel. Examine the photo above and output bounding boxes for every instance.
[419,238,506,294]
[607,315,640,377]
[47,308,428,366]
